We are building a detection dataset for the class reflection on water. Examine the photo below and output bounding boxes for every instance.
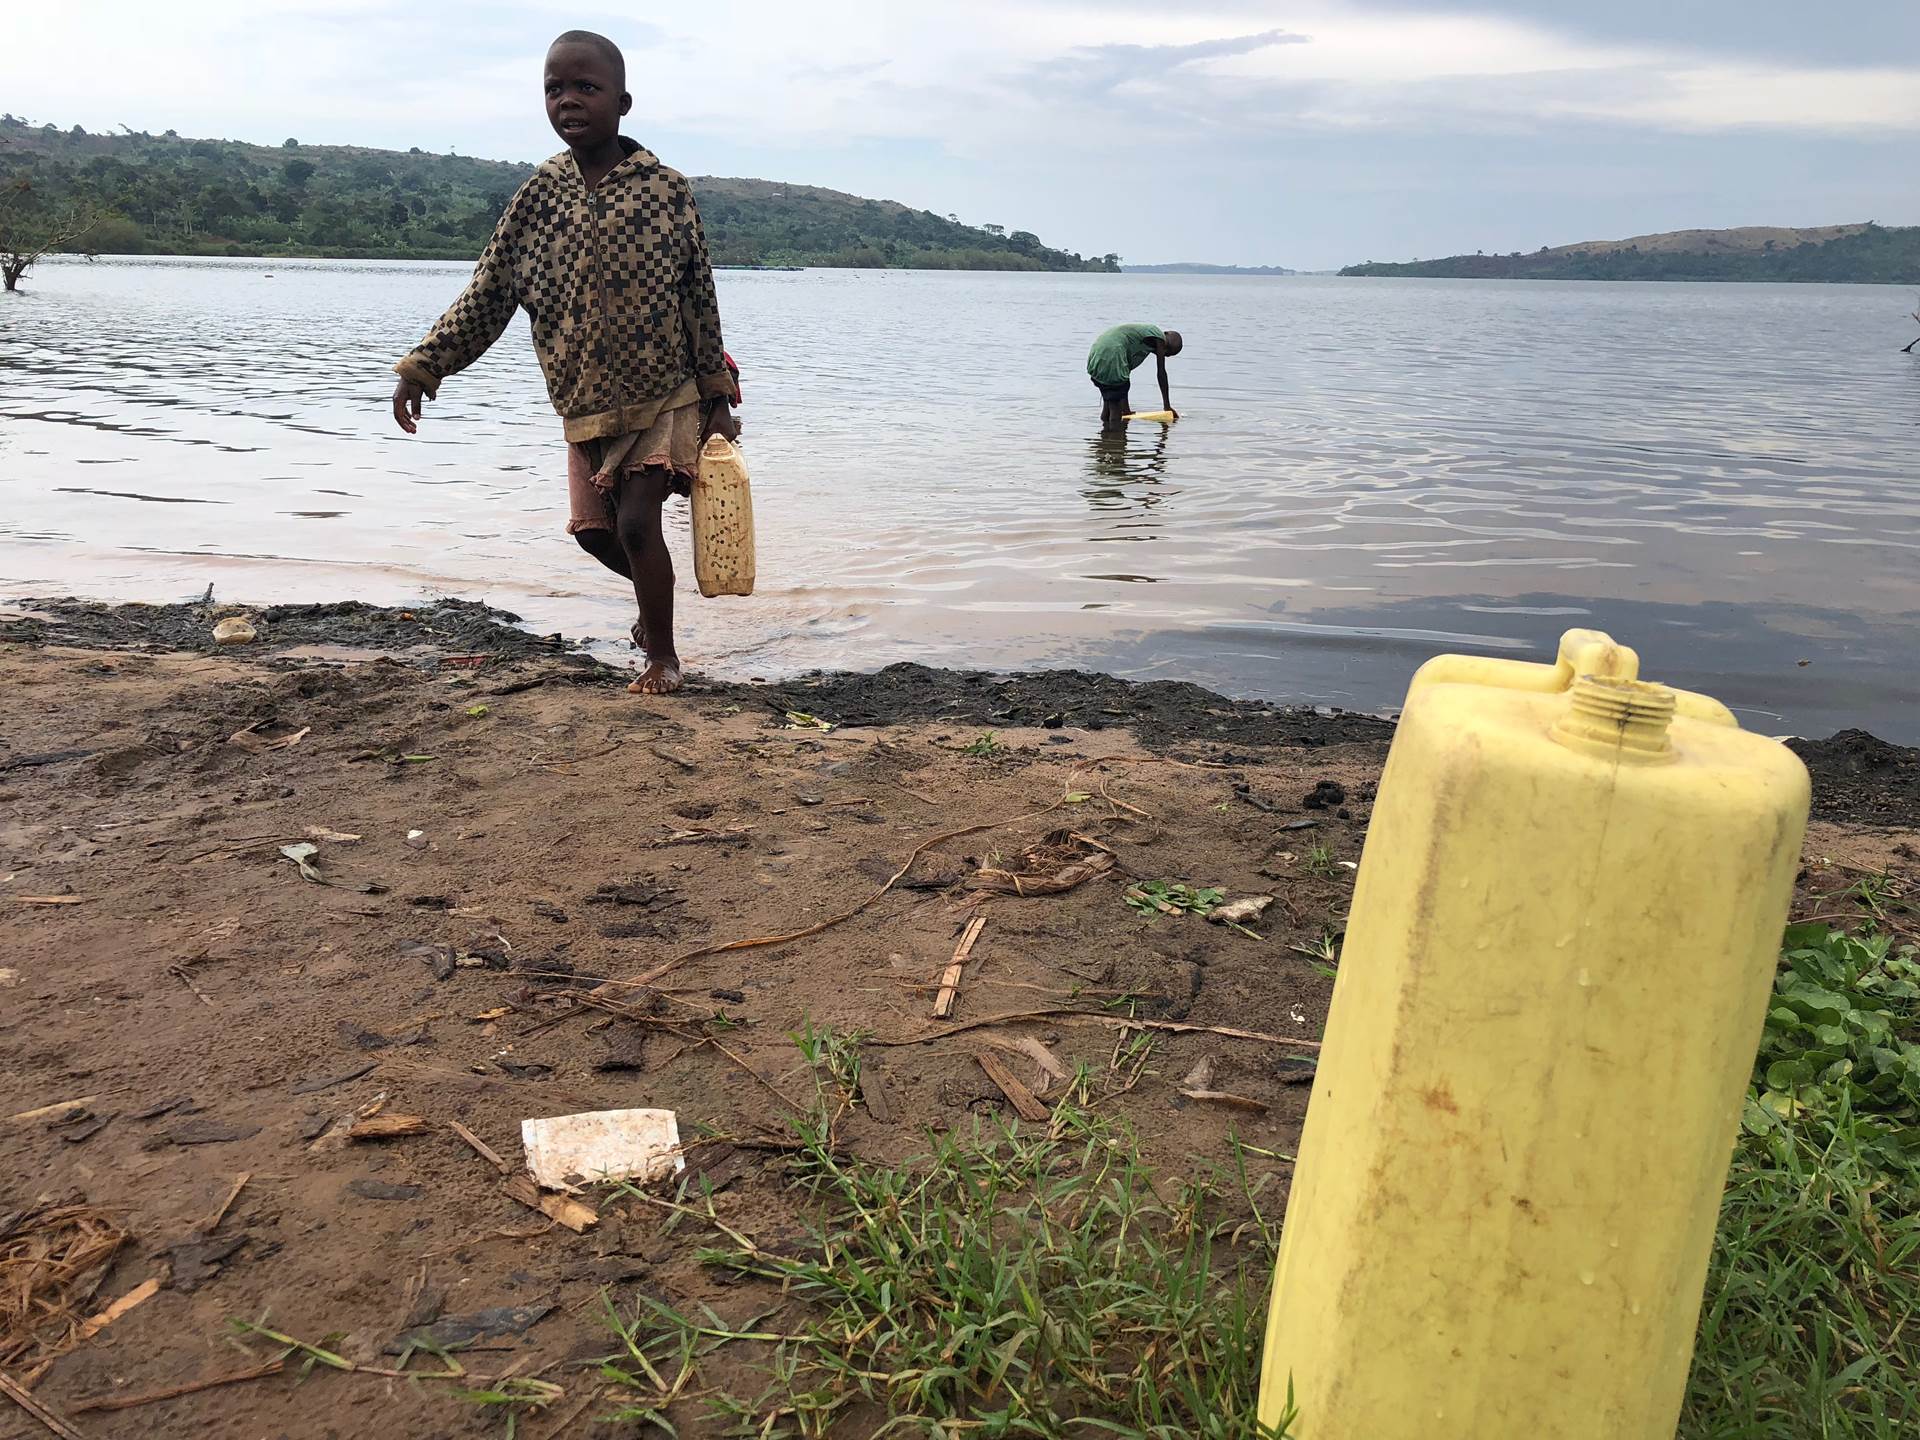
[1,257,1917,739]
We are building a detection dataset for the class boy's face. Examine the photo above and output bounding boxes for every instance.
[544,43,629,153]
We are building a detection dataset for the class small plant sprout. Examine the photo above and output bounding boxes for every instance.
[963,730,1001,757]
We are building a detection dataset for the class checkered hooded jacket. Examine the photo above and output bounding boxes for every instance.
[392,140,731,442]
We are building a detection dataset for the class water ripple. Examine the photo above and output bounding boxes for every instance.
[1,257,1916,736]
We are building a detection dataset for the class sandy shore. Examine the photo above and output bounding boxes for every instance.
[2,598,1914,1436]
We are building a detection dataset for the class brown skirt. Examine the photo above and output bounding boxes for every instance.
[564,401,701,535]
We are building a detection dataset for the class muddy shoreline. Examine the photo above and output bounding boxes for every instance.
[1,596,1914,1436]
[6,594,1914,826]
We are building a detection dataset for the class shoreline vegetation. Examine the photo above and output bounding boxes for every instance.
[0,116,1119,273]
[0,596,1913,1437]
[1341,222,1920,284]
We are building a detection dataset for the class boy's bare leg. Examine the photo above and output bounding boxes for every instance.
[611,466,682,695]
[575,529,631,578]
[574,531,649,647]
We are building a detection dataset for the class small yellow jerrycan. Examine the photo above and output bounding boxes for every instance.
[690,435,756,598]
[1258,629,1808,1439]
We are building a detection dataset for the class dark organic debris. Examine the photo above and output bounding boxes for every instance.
[337,1020,424,1050]
[714,661,1394,752]
[162,1233,247,1292]
[593,1030,649,1072]
[403,1286,448,1330]
[51,1110,113,1144]
[1232,782,1277,813]
[400,938,457,981]
[386,1301,555,1354]
[290,1061,379,1096]
[0,748,95,774]
[585,879,682,911]
[494,1059,553,1080]
[1302,781,1347,811]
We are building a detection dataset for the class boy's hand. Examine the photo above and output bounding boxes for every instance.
[391,378,427,434]
[701,399,740,445]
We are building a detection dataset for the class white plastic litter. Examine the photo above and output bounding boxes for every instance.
[521,1108,684,1191]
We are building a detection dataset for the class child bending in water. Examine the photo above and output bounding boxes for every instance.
[387,28,735,695]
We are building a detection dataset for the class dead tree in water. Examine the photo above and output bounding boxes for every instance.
[0,177,106,292]
[1905,299,1919,354]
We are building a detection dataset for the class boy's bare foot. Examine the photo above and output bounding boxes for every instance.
[627,656,683,695]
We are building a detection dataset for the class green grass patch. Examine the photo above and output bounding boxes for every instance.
[1682,925,1920,1437]
[605,1061,1294,1438]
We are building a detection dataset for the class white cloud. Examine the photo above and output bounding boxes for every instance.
[4,0,1917,158]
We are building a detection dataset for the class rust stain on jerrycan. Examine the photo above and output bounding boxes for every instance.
[1257,629,1809,1438]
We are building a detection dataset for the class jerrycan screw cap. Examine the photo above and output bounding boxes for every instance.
[1551,674,1678,761]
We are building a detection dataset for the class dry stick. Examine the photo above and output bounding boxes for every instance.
[10,1096,100,1124]
[0,1372,86,1440]
[75,1277,162,1343]
[167,965,216,1007]
[448,1120,510,1173]
[69,1361,285,1415]
[502,1175,597,1233]
[1097,774,1154,821]
[202,1173,250,1234]
[974,1051,1050,1122]
[933,915,988,1019]
[869,1006,1322,1051]
[598,794,1071,993]
[702,1037,806,1117]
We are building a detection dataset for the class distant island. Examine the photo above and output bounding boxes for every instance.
[1123,262,1297,276]
[0,115,1119,272]
[1340,223,1920,284]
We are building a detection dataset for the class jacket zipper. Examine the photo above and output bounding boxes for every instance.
[584,176,629,426]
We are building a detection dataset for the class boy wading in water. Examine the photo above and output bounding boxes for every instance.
[388,30,735,695]
[1087,323,1182,431]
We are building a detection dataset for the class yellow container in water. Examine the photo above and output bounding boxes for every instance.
[1257,629,1808,1438]
[691,435,756,598]
[1124,409,1176,423]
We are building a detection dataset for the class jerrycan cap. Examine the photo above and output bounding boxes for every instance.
[1552,674,1678,761]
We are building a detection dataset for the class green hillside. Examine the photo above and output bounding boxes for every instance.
[0,116,1117,272]
[1341,223,1920,283]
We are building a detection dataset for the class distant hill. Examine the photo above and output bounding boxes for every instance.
[1340,223,1920,284]
[0,115,1117,272]
[1123,262,1296,276]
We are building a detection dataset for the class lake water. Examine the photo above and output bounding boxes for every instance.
[3,257,1917,739]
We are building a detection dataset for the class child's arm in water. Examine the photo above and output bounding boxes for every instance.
[1155,349,1177,419]
[389,223,519,433]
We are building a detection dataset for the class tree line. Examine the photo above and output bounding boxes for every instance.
[0,116,1118,275]
[1339,227,1920,284]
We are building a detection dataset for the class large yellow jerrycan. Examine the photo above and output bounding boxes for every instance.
[1258,629,1809,1439]
[690,435,756,598]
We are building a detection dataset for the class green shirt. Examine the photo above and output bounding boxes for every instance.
[1086,323,1164,386]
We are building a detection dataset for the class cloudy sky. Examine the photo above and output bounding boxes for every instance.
[7,1,1917,267]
